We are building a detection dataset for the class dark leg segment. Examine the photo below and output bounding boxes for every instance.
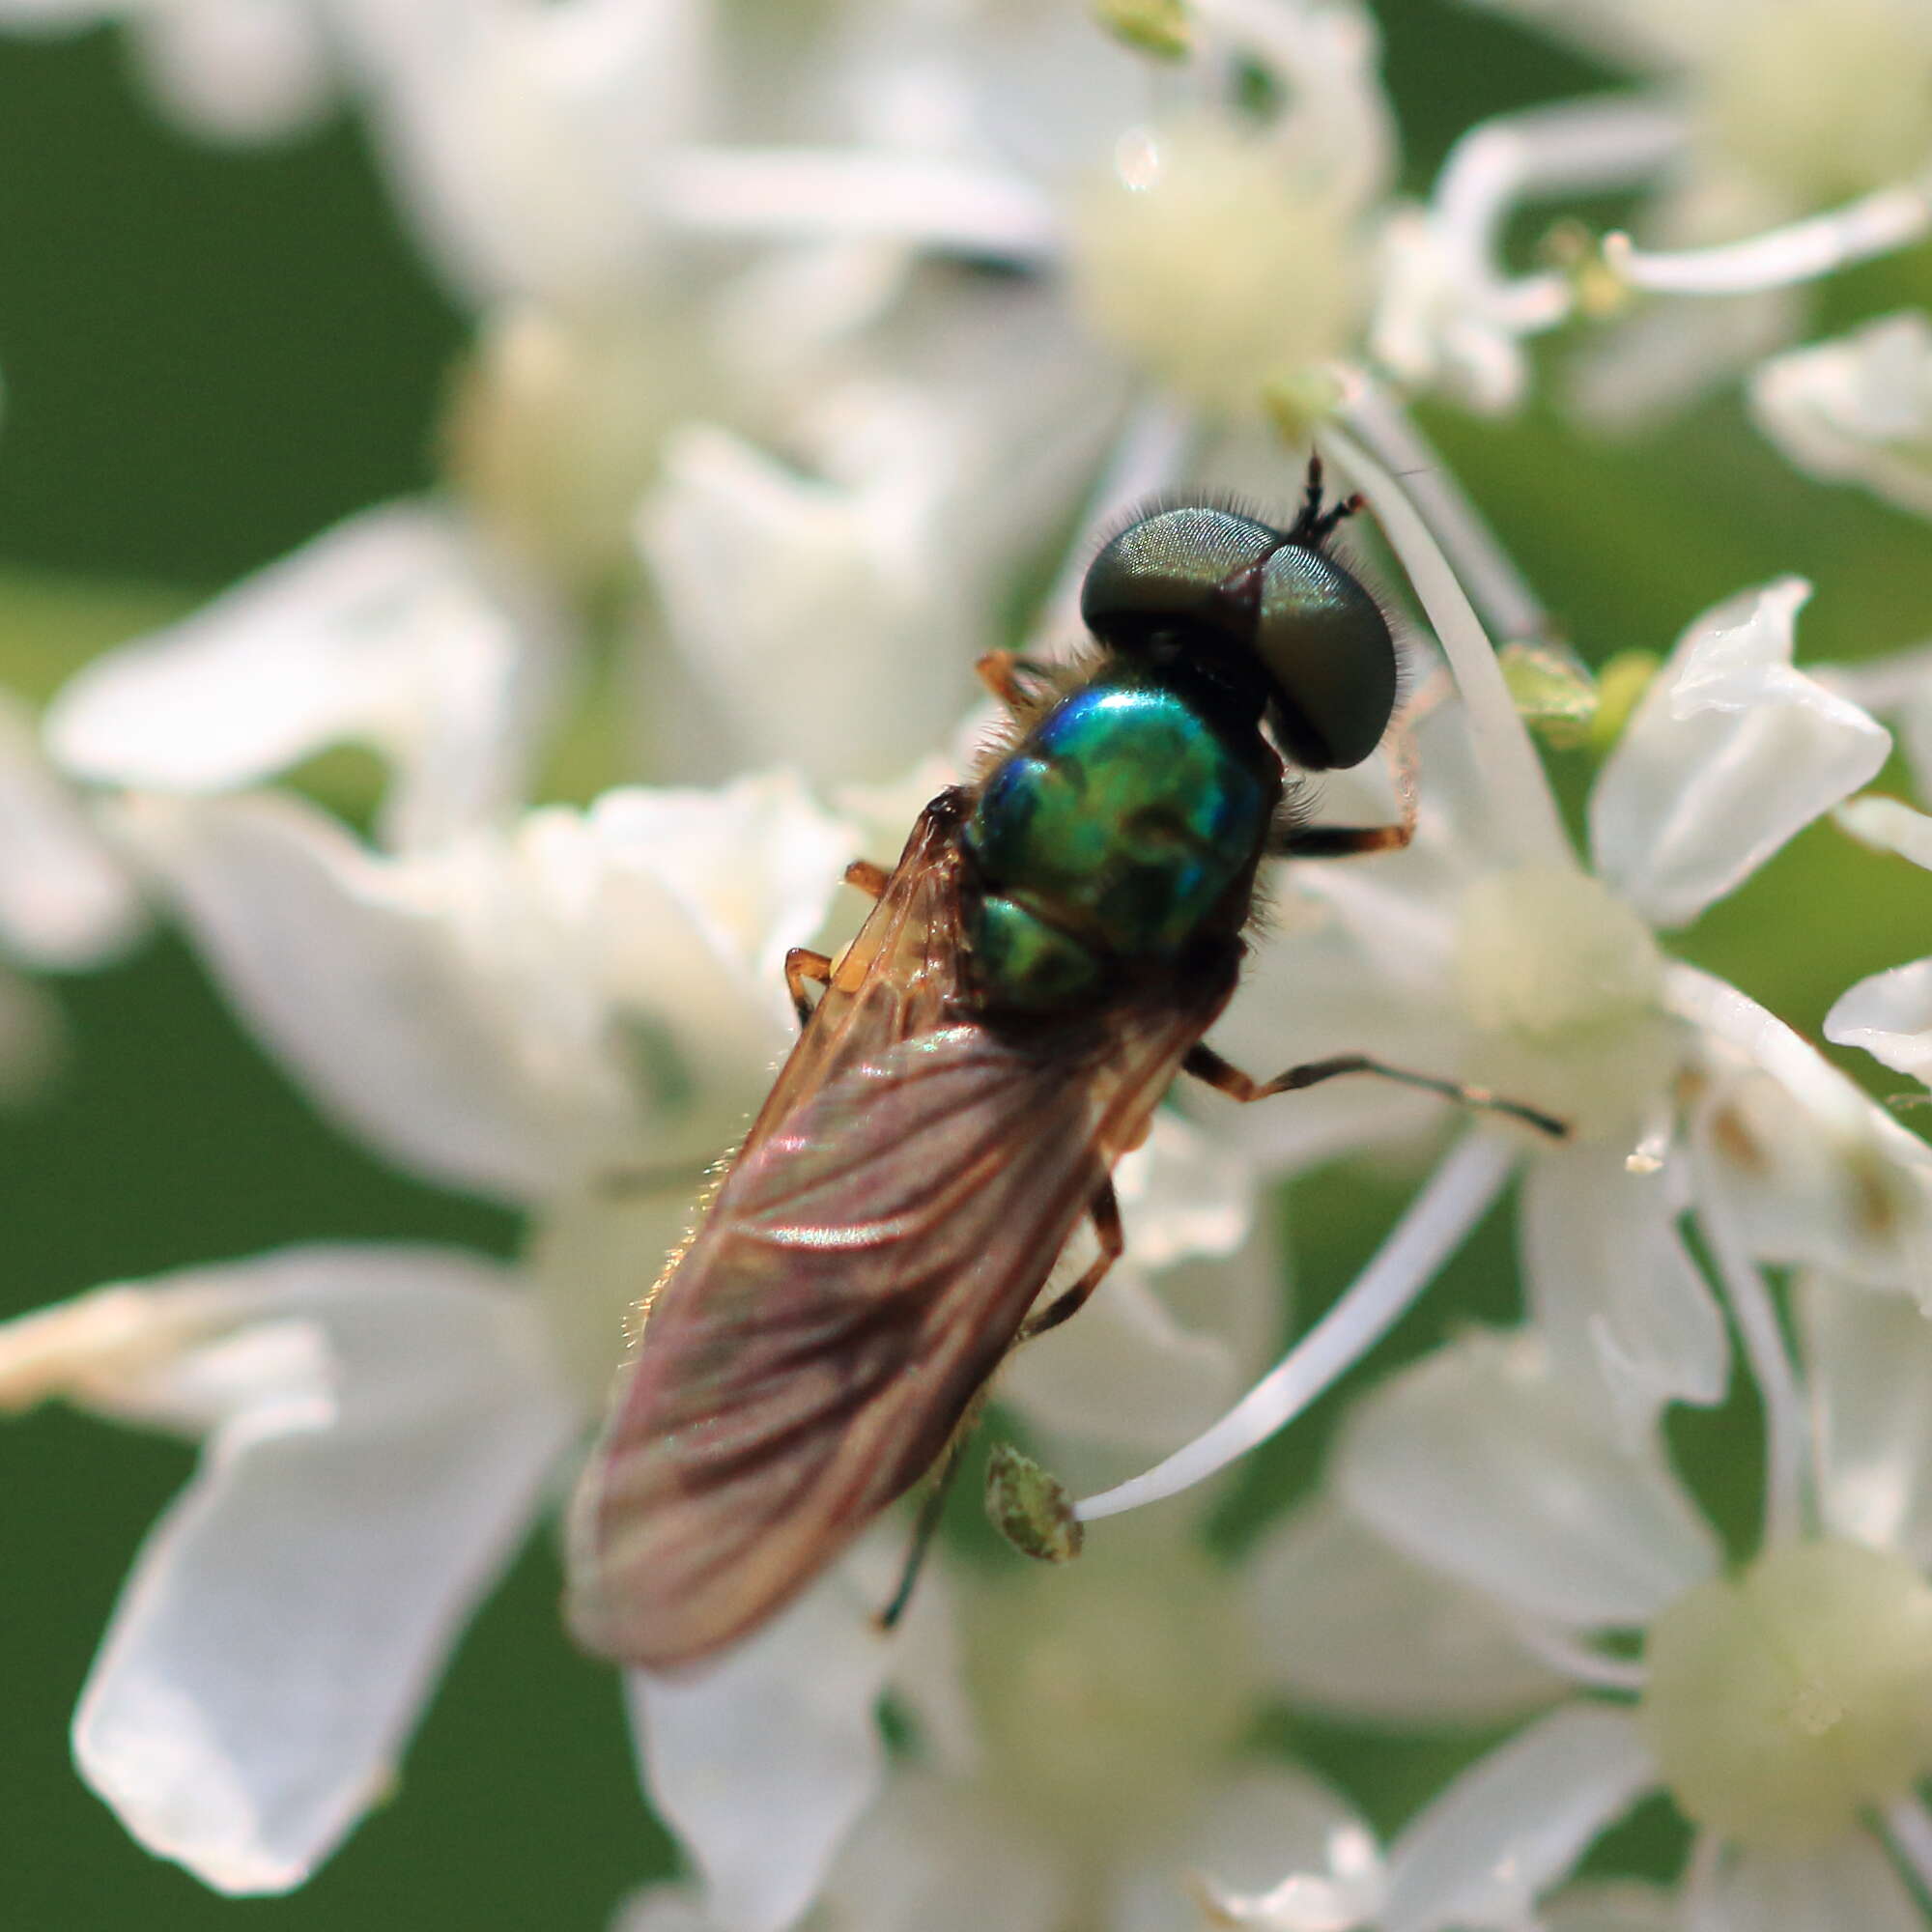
[877,1393,987,1633]
[1017,1179,1124,1342]
[878,1178,1121,1631]
[1184,1041,1567,1139]
[1275,707,1420,860]
[785,948,832,1028]
[1278,820,1412,858]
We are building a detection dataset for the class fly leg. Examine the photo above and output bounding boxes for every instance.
[1274,696,1421,858]
[976,649,1057,714]
[1277,820,1412,858]
[877,1390,989,1634]
[1017,1179,1123,1342]
[1184,1041,1568,1139]
[789,864,888,1026]
[878,1179,1122,1630]
[784,949,832,1028]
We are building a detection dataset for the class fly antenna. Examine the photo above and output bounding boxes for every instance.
[1287,451,1365,547]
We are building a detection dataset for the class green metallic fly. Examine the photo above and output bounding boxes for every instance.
[567,459,1564,1673]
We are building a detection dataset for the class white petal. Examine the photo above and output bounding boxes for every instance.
[611,1887,718,1932]
[113,792,605,1203]
[1799,1273,1932,1570]
[584,772,854,1028]
[825,1773,1065,1932]
[1078,1132,1520,1524]
[1542,1880,1681,1932]
[1519,1142,1728,1445]
[346,0,710,307]
[1824,958,1932,1085]
[0,1266,299,1430]
[131,0,336,143]
[1334,1329,1720,1627]
[629,1558,899,1932]
[1245,1497,1568,1725]
[1144,1767,1385,1932]
[73,1246,577,1893]
[998,1260,1264,1462]
[46,503,554,849]
[1672,965,1932,1294]
[1833,792,1932,870]
[1590,578,1890,926]
[999,1121,1273,1461]
[1381,1704,1656,1932]
[637,422,979,787]
[1699,1836,1923,1932]
[0,692,145,968]
[1748,311,1932,523]
[1114,1111,1255,1269]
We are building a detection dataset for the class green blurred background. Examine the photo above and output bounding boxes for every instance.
[7,5,1932,1924]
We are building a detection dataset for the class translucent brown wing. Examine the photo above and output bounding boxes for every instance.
[566,796,1239,1671]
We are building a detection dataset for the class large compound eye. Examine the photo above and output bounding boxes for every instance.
[1081,504,1398,770]
[1254,542,1397,770]
[1080,505,1281,648]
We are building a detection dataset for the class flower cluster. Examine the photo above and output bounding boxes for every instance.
[6,2,1932,1929]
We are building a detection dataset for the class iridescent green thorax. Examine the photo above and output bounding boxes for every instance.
[962,669,1277,1011]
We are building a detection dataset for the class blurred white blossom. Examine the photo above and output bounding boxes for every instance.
[622,1513,1392,1932]
[1231,1307,1932,1928]
[0,688,146,1097]
[1750,310,1932,521]
[1465,0,1932,208]
[0,0,338,141]
[1450,0,1932,423]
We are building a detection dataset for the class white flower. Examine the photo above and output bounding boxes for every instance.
[619,1512,1396,1932]
[0,1245,582,1892]
[44,504,564,850]
[650,0,1397,421]
[1367,94,1687,416]
[1465,0,1932,209]
[331,0,713,312]
[1749,310,1932,521]
[0,0,337,142]
[0,688,146,1097]
[1074,437,1913,1525]
[0,758,1273,1909]
[1437,0,1932,425]
[0,1246,954,1920]
[1232,1307,1932,1929]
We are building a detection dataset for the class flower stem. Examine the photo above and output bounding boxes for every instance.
[1323,419,1574,870]
[1605,174,1932,295]
[1436,93,1687,305]
[1075,1128,1517,1521]
[1338,381,1549,645]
